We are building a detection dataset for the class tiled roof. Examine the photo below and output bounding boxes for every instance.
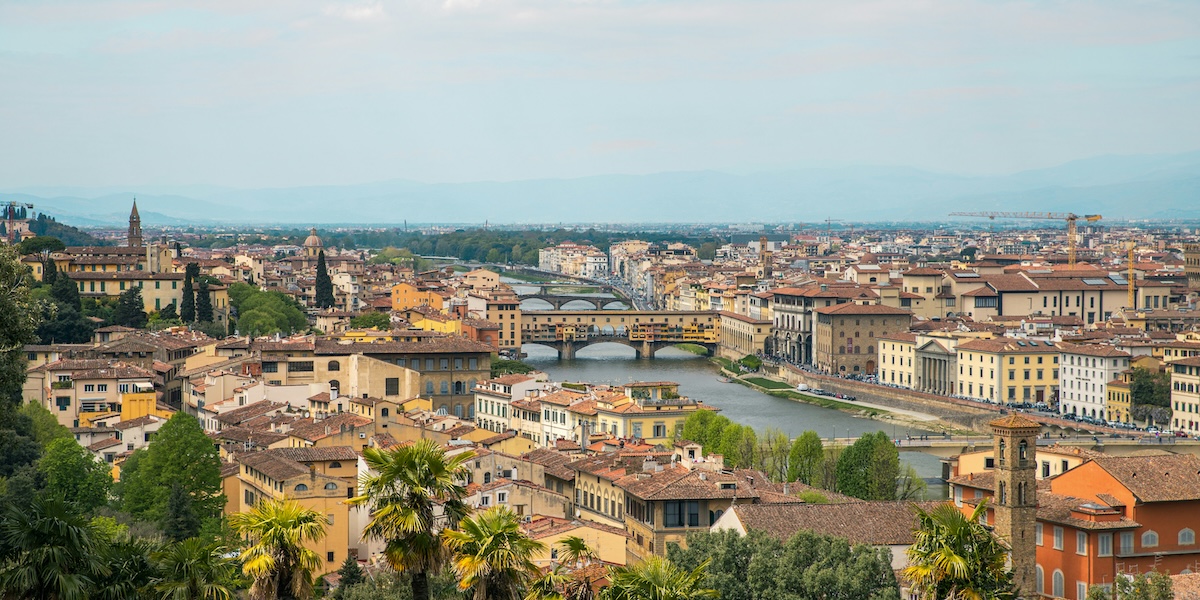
[288,413,373,442]
[989,414,1042,430]
[87,437,122,451]
[956,338,1060,353]
[313,337,494,355]
[1036,491,1139,531]
[209,426,290,447]
[112,415,166,430]
[268,446,359,463]
[814,303,912,316]
[238,451,310,481]
[215,401,287,425]
[729,501,944,545]
[1092,454,1200,503]
[1059,344,1130,358]
[522,448,576,481]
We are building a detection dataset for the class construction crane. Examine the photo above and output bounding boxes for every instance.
[948,211,1103,268]
[3,201,34,244]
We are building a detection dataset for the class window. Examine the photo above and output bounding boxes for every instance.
[294,484,309,491]
[288,361,314,372]
[498,492,508,504]
[1077,582,1087,600]
[1053,526,1063,550]
[1142,530,1159,548]
[329,462,342,469]
[327,552,335,562]
[425,381,434,394]
[324,482,338,490]
[480,495,490,506]
[1098,533,1112,557]
[1121,531,1134,555]
[1052,570,1064,598]
[385,377,400,396]
[327,360,340,371]
[1035,523,1043,546]
[263,362,278,373]
[653,422,666,438]
[1181,528,1196,546]
[440,381,449,394]
[1036,565,1045,595]
[440,358,449,370]
[84,384,95,392]
[1076,531,1087,555]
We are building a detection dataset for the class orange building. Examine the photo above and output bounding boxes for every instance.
[951,452,1200,599]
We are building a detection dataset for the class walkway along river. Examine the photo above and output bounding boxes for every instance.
[521,343,948,499]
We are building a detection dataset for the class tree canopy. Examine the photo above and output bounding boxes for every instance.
[113,285,148,329]
[38,437,112,514]
[315,251,335,309]
[229,283,308,336]
[119,413,224,524]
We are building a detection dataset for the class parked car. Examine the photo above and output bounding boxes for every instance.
[1176,430,1189,438]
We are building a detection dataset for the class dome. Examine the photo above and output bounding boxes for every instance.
[303,227,323,248]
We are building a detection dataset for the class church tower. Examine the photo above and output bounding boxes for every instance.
[990,414,1040,597]
[759,235,773,280]
[127,200,144,247]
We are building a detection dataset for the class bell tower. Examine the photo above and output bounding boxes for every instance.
[991,414,1040,597]
[127,199,144,247]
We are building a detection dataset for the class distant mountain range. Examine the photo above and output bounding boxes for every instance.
[4,151,1200,226]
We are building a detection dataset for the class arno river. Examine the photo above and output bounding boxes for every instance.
[520,342,948,498]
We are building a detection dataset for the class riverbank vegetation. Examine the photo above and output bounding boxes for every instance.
[680,411,926,501]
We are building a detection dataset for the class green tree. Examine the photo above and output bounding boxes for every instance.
[315,251,335,309]
[181,263,198,323]
[836,432,898,501]
[348,439,475,600]
[18,235,66,279]
[120,413,224,522]
[669,528,899,600]
[158,302,179,321]
[788,431,824,485]
[37,298,95,343]
[51,270,83,310]
[602,556,717,600]
[0,243,40,411]
[229,498,327,600]
[443,507,544,600]
[681,411,716,450]
[1130,368,1170,408]
[38,437,113,513]
[113,285,149,328]
[904,500,1014,600]
[153,537,239,600]
[759,428,791,482]
[350,312,391,330]
[44,258,59,285]
[526,536,600,600]
[0,496,108,600]
[491,359,534,378]
[19,400,71,448]
[196,280,213,323]
[331,556,365,599]
[1087,572,1172,600]
[162,483,202,542]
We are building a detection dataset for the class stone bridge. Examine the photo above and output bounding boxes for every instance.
[519,294,631,311]
[523,335,715,360]
[521,310,721,360]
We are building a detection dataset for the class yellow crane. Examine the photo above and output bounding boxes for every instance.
[949,211,1103,268]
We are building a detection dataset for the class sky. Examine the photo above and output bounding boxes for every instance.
[1,0,1198,188]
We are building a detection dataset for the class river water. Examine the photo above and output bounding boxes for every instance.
[520,343,948,498]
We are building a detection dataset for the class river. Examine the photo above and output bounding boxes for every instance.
[520,343,948,499]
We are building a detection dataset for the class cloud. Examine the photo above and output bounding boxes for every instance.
[323,2,386,21]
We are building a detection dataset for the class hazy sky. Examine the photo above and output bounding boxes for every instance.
[2,0,1198,188]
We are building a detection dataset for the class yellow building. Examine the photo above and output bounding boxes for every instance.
[403,306,463,335]
[119,389,175,421]
[227,450,353,575]
[1170,356,1200,435]
[877,333,917,388]
[1107,371,1134,425]
[523,516,629,567]
[955,338,1060,405]
[66,271,231,322]
[591,383,711,446]
[390,282,444,312]
[717,311,771,360]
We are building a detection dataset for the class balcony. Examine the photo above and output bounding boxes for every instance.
[51,380,74,390]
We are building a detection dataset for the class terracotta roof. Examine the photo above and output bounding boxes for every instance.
[537,390,586,407]
[617,466,769,501]
[729,501,945,545]
[238,451,311,481]
[957,338,1060,353]
[209,426,290,447]
[814,303,912,316]
[522,448,578,481]
[1091,454,1200,503]
[989,414,1042,430]
[1059,344,1130,358]
[288,413,373,442]
[268,446,359,463]
[215,401,287,425]
[112,415,166,430]
[87,437,122,451]
[313,337,494,355]
[1036,491,1139,531]
[1170,573,1200,600]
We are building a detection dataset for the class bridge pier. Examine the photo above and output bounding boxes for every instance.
[560,342,576,361]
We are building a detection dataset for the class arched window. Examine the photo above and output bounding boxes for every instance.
[1019,440,1028,462]
[1142,530,1159,548]
[454,405,464,418]
[454,381,464,394]
[468,379,477,392]
[1035,565,1045,595]
[324,483,338,490]
[440,381,449,394]
[999,439,1006,465]
[294,484,309,492]
[1018,482,1027,506]
[483,472,492,484]
[329,462,342,469]
[1181,528,1195,545]
[1052,570,1064,598]
[327,360,341,372]
[998,481,1007,505]
[380,408,389,418]
[425,381,434,394]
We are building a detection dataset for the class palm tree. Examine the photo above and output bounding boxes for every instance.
[348,439,474,600]
[153,537,239,600]
[526,536,600,600]
[903,500,1015,600]
[601,556,717,600]
[229,498,327,600]
[443,507,545,600]
[93,536,161,600]
[0,496,107,600]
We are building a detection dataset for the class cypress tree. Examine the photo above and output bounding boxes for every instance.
[43,259,58,286]
[180,263,197,322]
[113,286,148,329]
[50,272,81,311]
[196,280,213,323]
[162,483,201,542]
[332,555,365,598]
[315,250,335,308]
